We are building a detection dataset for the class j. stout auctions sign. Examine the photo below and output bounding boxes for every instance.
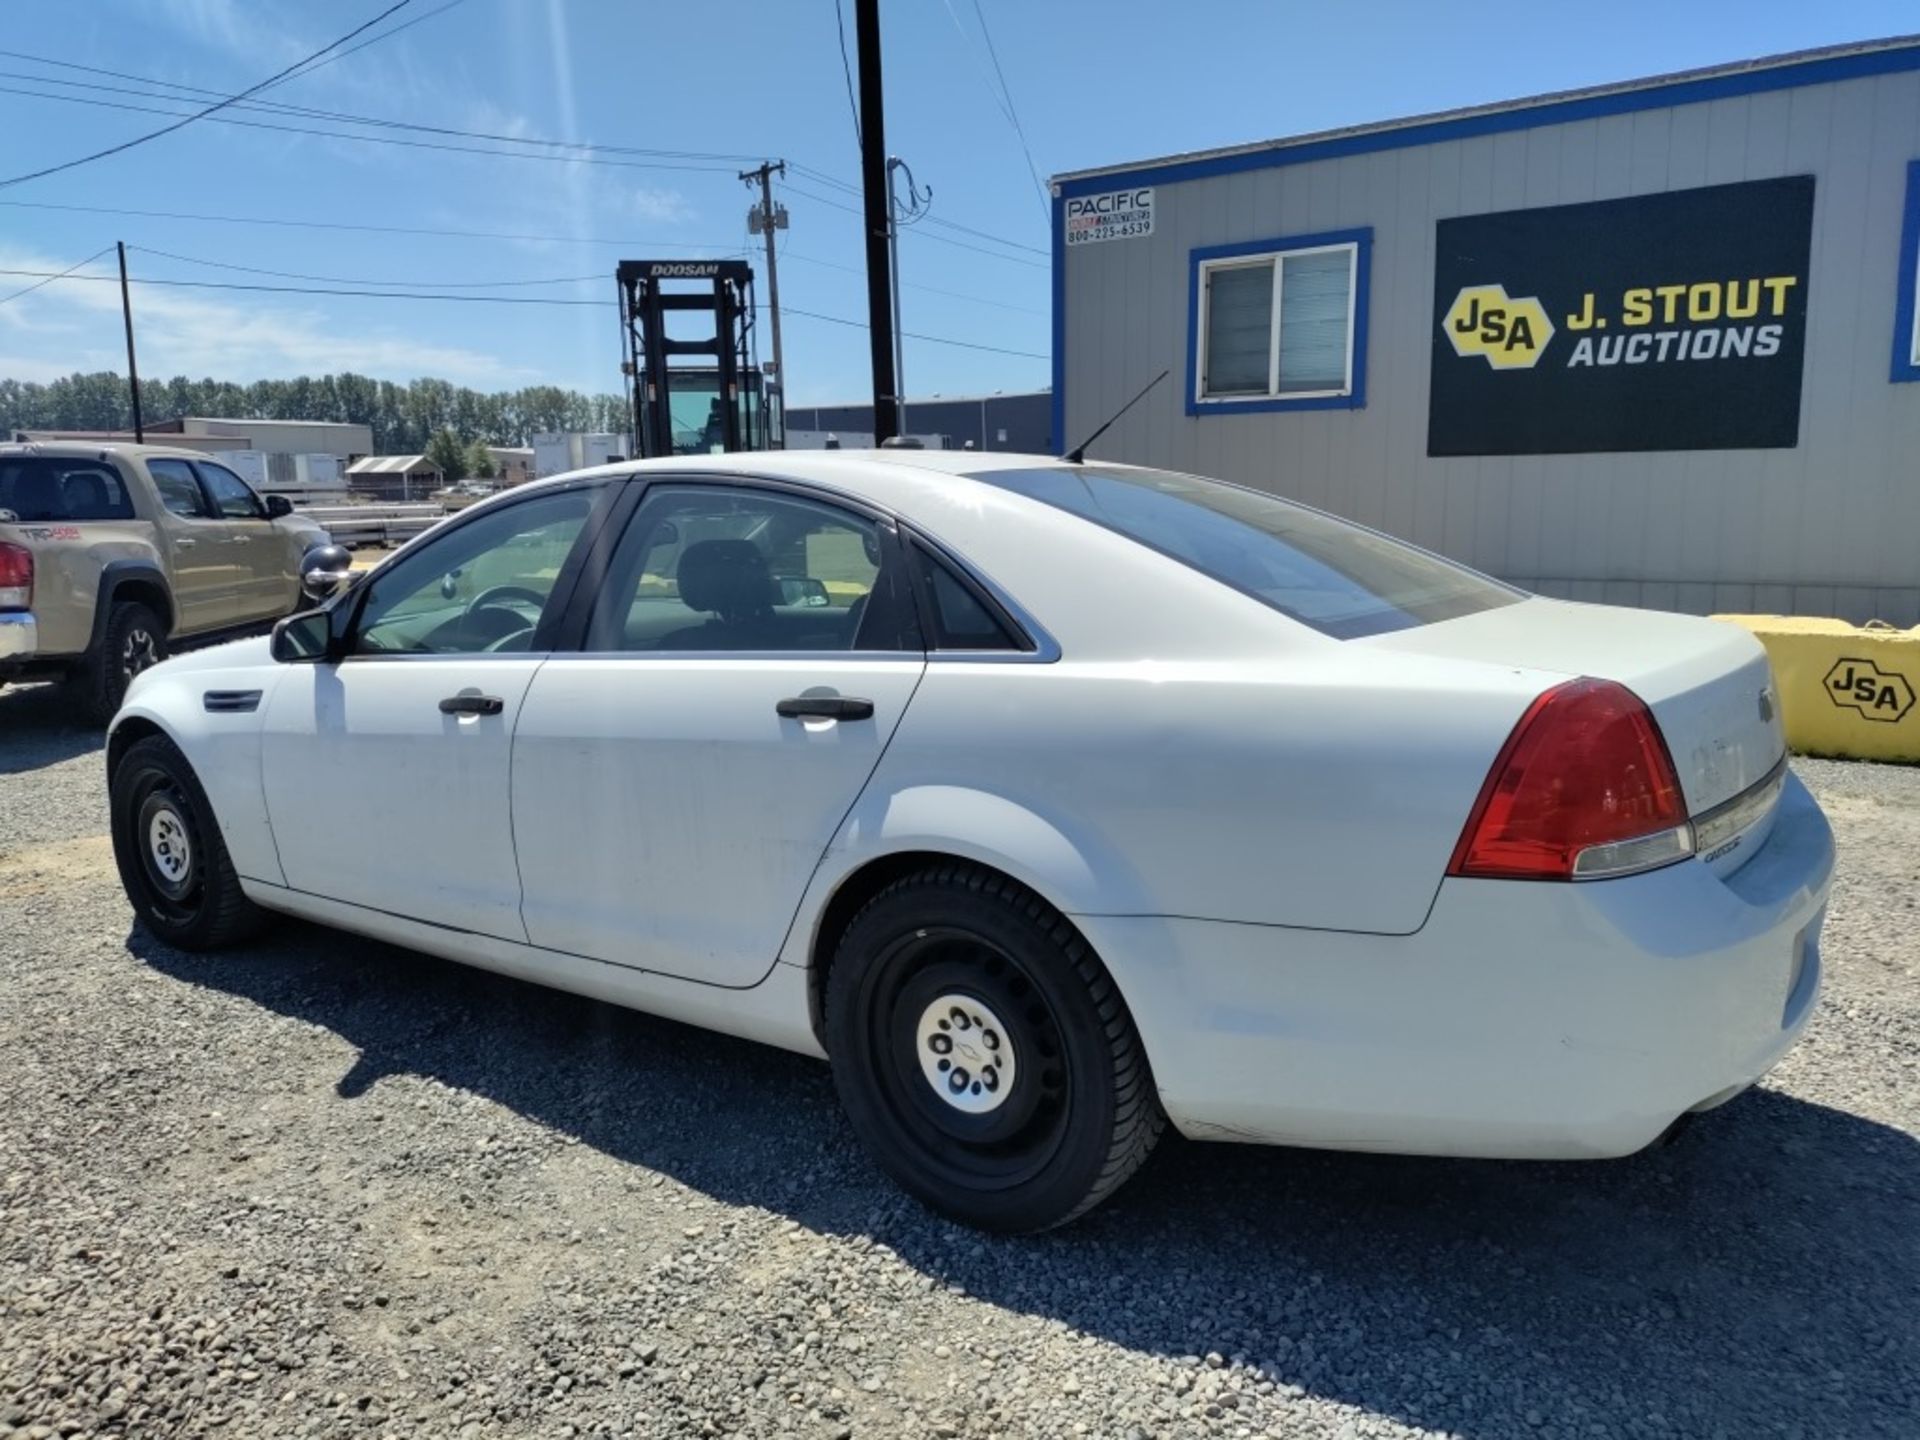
[1428,176,1814,456]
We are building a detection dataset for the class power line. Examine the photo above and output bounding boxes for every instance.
[0,245,114,307]
[0,197,744,252]
[0,51,767,165]
[0,0,419,190]
[964,0,1050,222]
[0,84,749,176]
[0,268,1049,361]
[129,245,608,291]
[831,0,862,149]
[782,180,1048,267]
[792,160,1046,255]
[265,0,470,89]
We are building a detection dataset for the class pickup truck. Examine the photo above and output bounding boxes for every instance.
[0,442,331,720]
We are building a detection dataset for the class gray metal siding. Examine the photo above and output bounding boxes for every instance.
[1060,69,1920,624]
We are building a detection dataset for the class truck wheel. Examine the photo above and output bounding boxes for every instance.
[85,600,167,723]
[825,863,1165,1232]
[109,734,270,950]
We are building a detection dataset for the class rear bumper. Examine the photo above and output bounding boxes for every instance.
[0,611,38,662]
[1079,772,1834,1159]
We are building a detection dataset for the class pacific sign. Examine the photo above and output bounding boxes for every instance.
[1428,176,1814,456]
[1065,188,1154,247]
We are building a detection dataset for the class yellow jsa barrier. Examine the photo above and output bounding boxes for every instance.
[1715,614,1920,763]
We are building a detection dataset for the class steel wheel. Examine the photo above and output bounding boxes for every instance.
[827,863,1164,1232]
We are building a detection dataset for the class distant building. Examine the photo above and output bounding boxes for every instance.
[785,390,1051,453]
[486,446,536,487]
[14,416,374,496]
[345,454,441,502]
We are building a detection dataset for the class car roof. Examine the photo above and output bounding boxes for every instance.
[0,440,229,463]
[536,447,1069,506]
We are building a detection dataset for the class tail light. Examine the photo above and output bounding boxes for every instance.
[0,542,30,611]
[1448,678,1692,881]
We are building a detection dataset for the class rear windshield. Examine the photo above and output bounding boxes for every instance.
[0,456,136,523]
[971,465,1519,639]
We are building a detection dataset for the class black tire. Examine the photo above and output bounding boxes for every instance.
[85,600,168,723]
[825,863,1164,1232]
[109,734,270,950]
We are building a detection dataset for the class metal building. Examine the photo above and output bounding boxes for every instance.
[785,391,1052,452]
[1052,36,1920,624]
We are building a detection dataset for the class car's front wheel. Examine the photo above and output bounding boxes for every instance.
[109,734,269,950]
[826,863,1164,1231]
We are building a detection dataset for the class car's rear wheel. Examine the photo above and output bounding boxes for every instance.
[826,863,1163,1232]
[109,734,269,950]
[84,600,168,723]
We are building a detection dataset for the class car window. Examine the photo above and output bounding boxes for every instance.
[351,487,597,656]
[972,465,1521,640]
[911,542,1026,651]
[585,485,897,653]
[194,461,264,520]
[0,457,137,521]
[145,459,212,519]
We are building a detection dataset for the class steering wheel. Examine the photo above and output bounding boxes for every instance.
[460,584,547,649]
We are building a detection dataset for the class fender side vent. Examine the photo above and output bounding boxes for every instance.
[202,689,262,714]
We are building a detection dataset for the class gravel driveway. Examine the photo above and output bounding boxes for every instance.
[2,680,1915,1440]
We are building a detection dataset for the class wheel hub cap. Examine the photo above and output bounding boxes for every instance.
[915,994,1017,1115]
[147,806,191,886]
[123,628,157,681]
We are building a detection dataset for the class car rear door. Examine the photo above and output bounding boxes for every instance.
[142,458,236,632]
[511,478,926,987]
[259,481,611,938]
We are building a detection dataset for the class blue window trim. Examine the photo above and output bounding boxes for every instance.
[1184,229,1371,417]
[1892,160,1920,383]
[1050,40,1920,439]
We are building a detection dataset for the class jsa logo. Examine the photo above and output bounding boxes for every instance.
[1824,657,1916,723]
[1442,284,1555,370]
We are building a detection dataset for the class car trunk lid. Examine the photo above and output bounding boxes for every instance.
[1362,597,1786,869]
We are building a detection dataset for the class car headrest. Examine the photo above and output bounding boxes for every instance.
[677,538,776,619]
[10,468,65,520]
[63,471,108,514]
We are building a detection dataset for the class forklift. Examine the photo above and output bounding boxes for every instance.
[617,259,785,458]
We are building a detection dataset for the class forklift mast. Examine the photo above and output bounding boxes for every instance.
[617,259,780,458]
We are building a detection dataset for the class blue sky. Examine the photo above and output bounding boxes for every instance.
[0,0,1914,410]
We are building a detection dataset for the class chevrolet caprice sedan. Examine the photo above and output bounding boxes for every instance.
[106,452,1833,1230]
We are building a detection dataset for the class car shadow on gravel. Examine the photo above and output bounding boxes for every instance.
[0,683,101,772]
[133,922,1919,1439]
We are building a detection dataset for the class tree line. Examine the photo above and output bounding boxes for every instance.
[0,371,628,455]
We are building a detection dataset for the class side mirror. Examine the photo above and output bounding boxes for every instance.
[264,494,294,518]
[271,609,333,663]
[300,544,354,603]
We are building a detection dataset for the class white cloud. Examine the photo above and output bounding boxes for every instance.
[0,247,529,388]
[631,187,694,224]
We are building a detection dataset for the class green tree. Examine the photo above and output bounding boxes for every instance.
[423,427,469,483]
[465,440,495,479]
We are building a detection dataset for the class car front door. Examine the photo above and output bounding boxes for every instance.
[512,479,926,987]
[142,458,237,632]
[259,481,610,938]
[193,459,291,622]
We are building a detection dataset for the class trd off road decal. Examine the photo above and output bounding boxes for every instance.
[1428,176,1814,456]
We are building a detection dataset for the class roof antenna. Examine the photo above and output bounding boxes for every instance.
[1061,368,1169,464]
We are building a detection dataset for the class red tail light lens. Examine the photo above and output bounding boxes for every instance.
[1448,678,1691,881]
[0,541,31,610]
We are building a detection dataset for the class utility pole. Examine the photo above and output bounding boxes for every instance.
[116,241,144,442]
[853,0,898,444]
[885,156,930,437]
[741,159,789,447]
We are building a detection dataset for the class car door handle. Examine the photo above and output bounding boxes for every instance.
[776,696,874,722]
[439,694,504,716]
[174,537,196,548]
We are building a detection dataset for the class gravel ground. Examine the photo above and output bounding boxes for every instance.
[1,680,1915,1440]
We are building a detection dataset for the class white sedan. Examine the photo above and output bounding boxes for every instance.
[106,452,1833,1231]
